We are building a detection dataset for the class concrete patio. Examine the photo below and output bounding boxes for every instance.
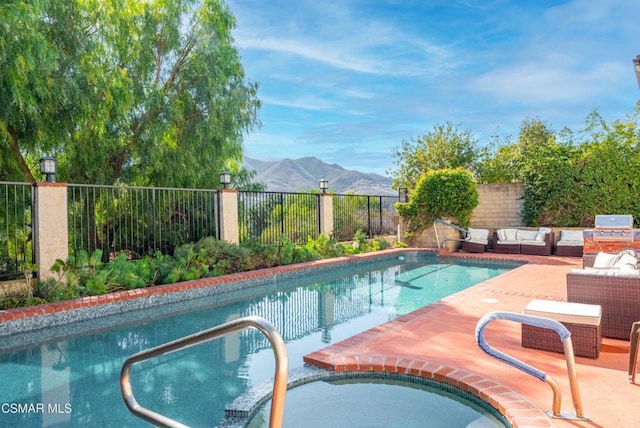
[304,252,640,427]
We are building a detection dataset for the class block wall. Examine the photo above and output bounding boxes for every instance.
[470,183,524,228]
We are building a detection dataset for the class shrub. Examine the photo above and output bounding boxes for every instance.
[11,233,395,310]
[397,168,478,234]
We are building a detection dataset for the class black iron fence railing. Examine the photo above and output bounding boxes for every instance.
[238,191,321,245]
[1,181,399,278]
[333,194,398,241]
[67,184,219,261]
[0,182,33,280]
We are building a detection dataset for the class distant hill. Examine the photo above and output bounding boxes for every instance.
[243,156,396,196]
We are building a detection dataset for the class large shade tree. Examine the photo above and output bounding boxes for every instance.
[388,121,479,192]
[1,0,260,187]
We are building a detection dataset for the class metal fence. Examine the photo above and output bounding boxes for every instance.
[238,191,320,245]
[333,194,398,241]
[0,182,400,277]
[0,182,33,280]
[68,184,219,261]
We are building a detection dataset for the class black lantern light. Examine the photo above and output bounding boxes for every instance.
[319,179,328,194]
[39,156,57,182]
[219,171,231,189]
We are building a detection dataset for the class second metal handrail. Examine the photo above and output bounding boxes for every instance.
[475,311,587,420]
[433,219,470,249]
[120,316,288,428]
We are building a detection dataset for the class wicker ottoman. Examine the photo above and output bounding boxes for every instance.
[521,299,602,358]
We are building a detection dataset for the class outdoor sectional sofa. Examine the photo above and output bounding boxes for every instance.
[566,250,640,339]
[493,227,554,256]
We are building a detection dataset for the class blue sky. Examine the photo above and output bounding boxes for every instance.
[227,0,640,176]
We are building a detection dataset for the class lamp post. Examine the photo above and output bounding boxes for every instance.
[219,171,231,189]
[39,156,57,182]
[634,55,640,90]
[319,179,328,194]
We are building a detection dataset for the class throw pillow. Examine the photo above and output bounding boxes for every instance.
[535,227,552,242]
[592,252,618,268]
[504,228,518,241]
[614,252,638,270]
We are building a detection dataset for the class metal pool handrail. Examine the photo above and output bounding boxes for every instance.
[120,316,288,428]
[475,311,587,420]
[433,219,470,249]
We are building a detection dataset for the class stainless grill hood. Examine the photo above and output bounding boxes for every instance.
[593,215,634,241]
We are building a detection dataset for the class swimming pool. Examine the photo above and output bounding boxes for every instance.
[0,252,519,427]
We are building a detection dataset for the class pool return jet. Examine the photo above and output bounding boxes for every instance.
[476,311,587,420]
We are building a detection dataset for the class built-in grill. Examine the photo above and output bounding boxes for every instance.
[593,214,634,241]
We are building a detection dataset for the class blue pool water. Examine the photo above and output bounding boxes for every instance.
[248,375,509,428]
[0,255,519,427]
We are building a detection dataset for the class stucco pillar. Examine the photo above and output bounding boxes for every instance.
[33,182,68,280]
[219,189,239,244]
[319,193,333,237]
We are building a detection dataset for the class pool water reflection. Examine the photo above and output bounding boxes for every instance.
[0,255,519,427]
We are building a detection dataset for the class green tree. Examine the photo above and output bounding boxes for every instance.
[389,122,479,192]
[475,136,519,183]
[1,0,260,187]
[571,109,640,226]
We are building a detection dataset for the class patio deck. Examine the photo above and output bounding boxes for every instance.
[304,252,640,427]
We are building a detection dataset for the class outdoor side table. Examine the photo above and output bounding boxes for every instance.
[521,299,602,358]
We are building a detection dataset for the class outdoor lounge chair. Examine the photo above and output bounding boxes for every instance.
[460,228,489,253]
[556,229,584,257]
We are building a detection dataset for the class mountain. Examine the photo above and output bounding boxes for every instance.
[242,156,396,195]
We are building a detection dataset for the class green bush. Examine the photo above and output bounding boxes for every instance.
[397,168,478,234]
[4,232,395,309]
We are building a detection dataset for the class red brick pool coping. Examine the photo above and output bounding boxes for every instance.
[0,249,566,426]
[304,303,552,427]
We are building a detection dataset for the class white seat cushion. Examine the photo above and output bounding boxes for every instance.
[524,299,601,326]
[557,241,583,247]
[520,240,544,246]
[571,268,640,277]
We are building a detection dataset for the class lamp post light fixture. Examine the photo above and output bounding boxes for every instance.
[634,55,640,90]
[319,179,328,194]
[219,171,231,189]
[39,156,57,182]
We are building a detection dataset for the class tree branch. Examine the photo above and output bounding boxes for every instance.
[4,124,35,182]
